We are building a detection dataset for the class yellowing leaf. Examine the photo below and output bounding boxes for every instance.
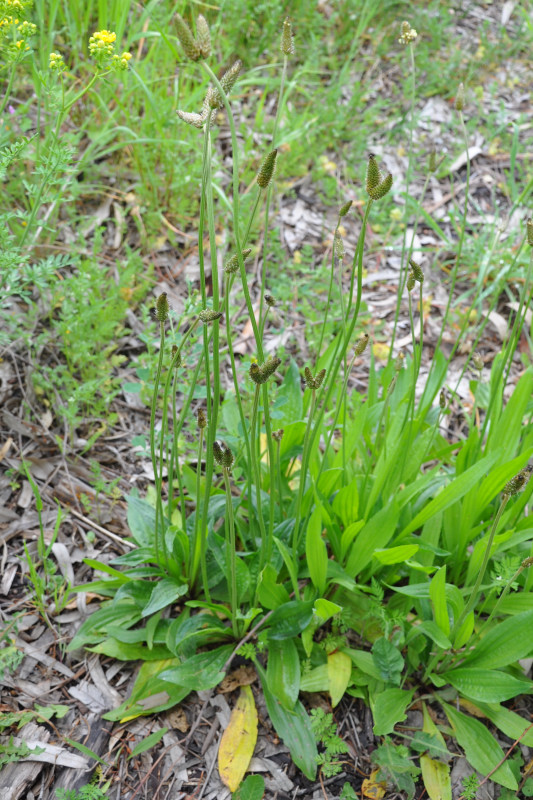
[327,651,352,707]
[420,703,452,800]
[362,769,386,799]
[218,685,258,792]
[420,756,451,800]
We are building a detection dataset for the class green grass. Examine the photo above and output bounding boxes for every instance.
[2,2,533,797]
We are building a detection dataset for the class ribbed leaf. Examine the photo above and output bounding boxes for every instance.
[443,703,517,790]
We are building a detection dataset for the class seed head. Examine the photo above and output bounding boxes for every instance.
[409,258,424,283]
[197,408,207,429]
[472,351,483,371]
[455,83,466,111]
[175,14,201,61]
[250,356,282,385]
[503,466,532,497]
[339,200,353,217]
[398,21,418,45]
[257,149,278,189]
[439,389,446,409]
[155,292,169,322]
[394,352,405,371]
[272,429,284,442]
[354,332,369,356]
[213,440,224,465]
[521,556,533,568]
[368,172,393,201]
[171,345,182,368]
[280,17,294,56]
[366,154,381,194]
[224,248,252,275]
[407,271,415,292]
[265,294,276,307]
[199,309,223,323]
[196,15,211,59]
[177,109,206,129]
[210,60,242,108]
[334,230,345,260]
[303,367,326,390]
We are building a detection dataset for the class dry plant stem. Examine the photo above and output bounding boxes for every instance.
[426,109,470,384]
[200,62,263,359]
[388,40,417,362]
[222,467,239,637]
[159,319,200,568]
[299,201,372,521]
[196,122,222,594]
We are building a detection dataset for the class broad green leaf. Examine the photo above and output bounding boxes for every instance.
[273,537,299,595]
[104,658,188,722]
[127,494,160,547]
[399,454,499,537]
[346,648,383,681]
[159,644,233,689]
[372,638,404,686]
[473,702,533,747]
[141,578,188,617]
[327,651,352,707]
[374,545,419,565]
[68,604,142,651]
[256,662,317,780]
[219,686,258,793]
[443,703,517,790]
[371,688,413,735]
[340,520,365,560]
[232,774,265,800]
[257,565,290,610]
[267,639,300,710]
[406,621,451,650]
[306,507,327,595]
[463,609,533,669]
[299,664,329,693]
[442,667,532,703]
[267,600,314,640]
[332,477,359,526]
[429,566,450,637]
[89,639,172,661]
[345,502,399,577]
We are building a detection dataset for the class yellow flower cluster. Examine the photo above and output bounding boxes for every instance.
[88,29,132,71]
[49,51,65,72]
[0,0,35,60]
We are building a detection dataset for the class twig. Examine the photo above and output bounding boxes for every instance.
[68,508,135,550]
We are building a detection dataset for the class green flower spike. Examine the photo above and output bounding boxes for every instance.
[257,150,278,189]
[409,259,424,283]
[199,309,223,323]
[339,200,353,217]
[455,83,465,111]
[175,14,201,61]
[366,155,393,201]
[503,466,532,497]
[354,332,369,356]
[154,292,169,322]
[196,15,211,59]
[281,17,295,56]
[224,248,252,275]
